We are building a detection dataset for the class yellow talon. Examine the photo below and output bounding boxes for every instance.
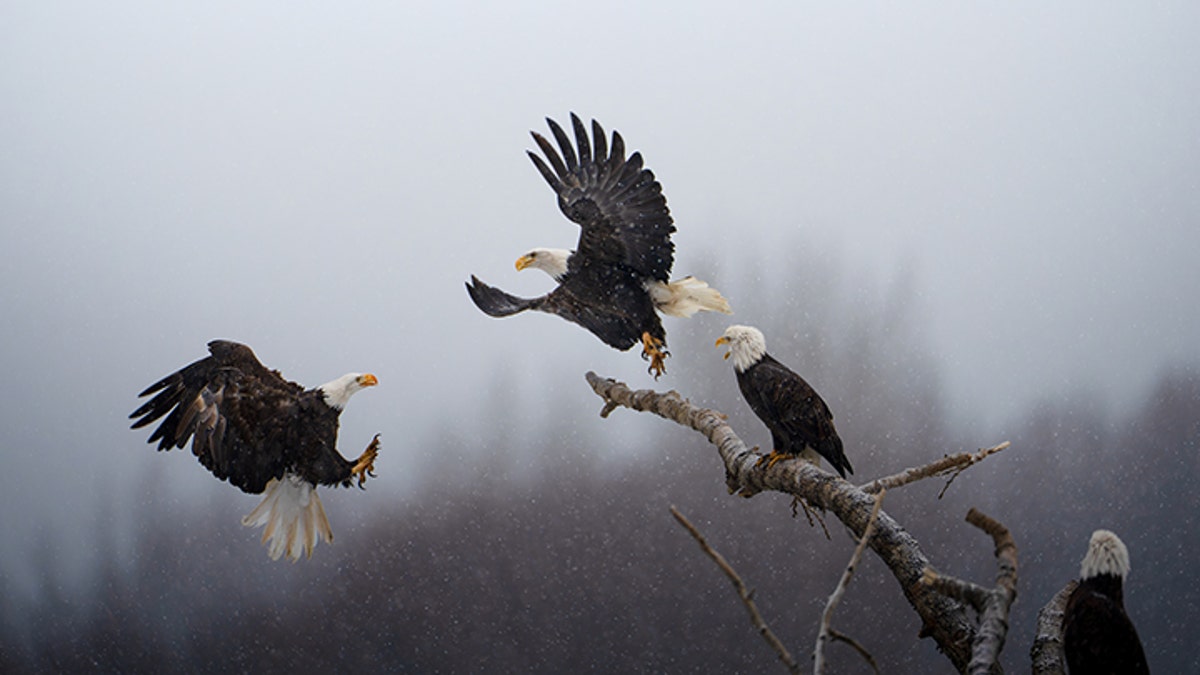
[756,449,789,470]
[640,332,670,379]
[351,434,381,488]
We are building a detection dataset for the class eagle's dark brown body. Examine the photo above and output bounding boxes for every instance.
[466,114,676,369]
[1063,573,1149,674]
[130,340,362,493]
[737,353,853,479]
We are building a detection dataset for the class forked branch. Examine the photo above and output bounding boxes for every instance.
[921,509,1018,674]
[585,372,1008,673]
[814,489,886,674]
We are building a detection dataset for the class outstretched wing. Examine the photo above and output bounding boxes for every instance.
[527,113,675,282]
[130,340,306,493]
[465,275,545,317]
[740,355,853,477]
[466,275,653,351]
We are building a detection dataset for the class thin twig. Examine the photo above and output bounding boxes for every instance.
[790,496,831,539]
[862,442,1010,496]
[670,506,801,675]
[827,629,881,674]
[814,489,886,674]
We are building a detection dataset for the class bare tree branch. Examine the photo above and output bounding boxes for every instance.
[815,489,885,675]
[669,506,801,675]
[861,442,1010,496]
[921,509,1018,675]
[1030,581,1077,675]
[826,629,881,674]
[585,372,1006,673]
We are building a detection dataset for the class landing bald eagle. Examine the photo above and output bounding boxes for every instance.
[466,113,731,378]
[1063,530,1149,674]
[716,325,853,478]
[130,340,380,562]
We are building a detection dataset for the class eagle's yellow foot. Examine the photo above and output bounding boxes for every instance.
[755,449,790,470]
[640,332,670,379]
[351,434,381,488]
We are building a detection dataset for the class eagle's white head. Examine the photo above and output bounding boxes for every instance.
[715,325,767,373]
[319,373,378,410]
[515,248,571,281]
[1080,529,1131,580]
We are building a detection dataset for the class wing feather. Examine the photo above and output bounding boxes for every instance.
[465,275,544,317]
[528,114,675,282]
[130,341,306,493]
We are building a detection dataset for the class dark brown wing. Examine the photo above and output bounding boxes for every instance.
[465,275,545,317]
[465,272,660,352]
[130,340,316,493]
[527,113,675,282]
[1063,581,1150,675]
[737,354,853,477]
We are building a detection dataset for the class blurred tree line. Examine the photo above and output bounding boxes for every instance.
[2,258,1196,672]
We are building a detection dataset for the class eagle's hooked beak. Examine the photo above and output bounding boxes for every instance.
[715,336,731,360]
[359,374,379,387]
[515,253,536,271]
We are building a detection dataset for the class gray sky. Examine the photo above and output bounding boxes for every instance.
[2,2,1198,586]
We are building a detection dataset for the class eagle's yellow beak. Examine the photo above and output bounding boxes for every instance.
[515,254,535,271]
[359,374,379,387]
[715,336,731,360]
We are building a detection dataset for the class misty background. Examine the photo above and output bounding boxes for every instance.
[2,2,1198,671]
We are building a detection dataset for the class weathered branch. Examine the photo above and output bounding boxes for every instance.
[670,506,801,675]
[861,442,1010,496]
[921,509,1018,675]
[815,489,885,675]
[585,372,1008,673]
[1030,581,1076,674]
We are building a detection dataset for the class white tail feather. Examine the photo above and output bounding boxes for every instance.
[648,276,733,318]
[241,474,333,562]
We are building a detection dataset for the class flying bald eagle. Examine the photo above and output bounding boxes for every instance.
[130,340,380,562]
[1062,530,1149,674]
[716,325,853,478]
[466,113,731,378]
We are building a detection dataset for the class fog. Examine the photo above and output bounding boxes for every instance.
[2,2,1198,671]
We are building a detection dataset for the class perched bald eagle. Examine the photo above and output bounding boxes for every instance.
[1062,530,1149,674]
[466,113,731,378]
[130,340,380,562]
[715,325,853,478]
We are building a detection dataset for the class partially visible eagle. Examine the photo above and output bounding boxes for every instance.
[466,113,731,378]
[1062,530,1150,674]
[716,325,853,478]
[130,340,380,562]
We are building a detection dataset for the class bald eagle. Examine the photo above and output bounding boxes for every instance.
[716,325,853,478]
[466,113,731,378]
[1063,530,1149,674]
[130,340,380,562]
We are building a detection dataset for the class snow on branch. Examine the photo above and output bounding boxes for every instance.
[584,372,1008,673]
[921,509,1018,675]
[1029,581,1076,674]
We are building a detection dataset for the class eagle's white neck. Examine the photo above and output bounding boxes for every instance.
[1080,529,1131,579]
[526,248,571,281]
[722,325,768,373]
[319,373,368,410]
